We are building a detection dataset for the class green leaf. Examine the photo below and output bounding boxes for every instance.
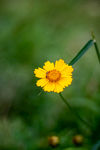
[69,40,94,66]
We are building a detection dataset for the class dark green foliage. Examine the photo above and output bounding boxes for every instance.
[0,0,100,149]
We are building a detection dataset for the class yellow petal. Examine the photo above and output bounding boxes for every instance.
[43,61,54,71]
[61,66,74,77]
[54,83,64,93]
[34,68,46,78]
[58,77,72,87]
[43,82,55,92]
[36,78,48,87]
[55,59,68,71]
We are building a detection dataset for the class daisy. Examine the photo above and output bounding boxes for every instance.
[34,59,74,93]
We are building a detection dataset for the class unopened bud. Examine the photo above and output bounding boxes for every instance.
[48,136,59,147]
[72,135,84,146]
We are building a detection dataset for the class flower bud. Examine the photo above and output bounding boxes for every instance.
[72,135,84,146]
[48,136,59,147]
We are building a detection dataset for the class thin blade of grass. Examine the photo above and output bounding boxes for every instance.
[93,41,100,63]
[69,40,94,66]
[91,32,100,63]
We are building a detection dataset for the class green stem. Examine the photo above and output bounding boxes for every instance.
[59,93,93,129]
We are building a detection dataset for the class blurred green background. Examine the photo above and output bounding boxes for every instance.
[0,0,100,149]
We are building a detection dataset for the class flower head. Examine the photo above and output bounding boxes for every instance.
[34,59,74,93]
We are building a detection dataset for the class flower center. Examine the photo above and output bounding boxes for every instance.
[46,69,61,82]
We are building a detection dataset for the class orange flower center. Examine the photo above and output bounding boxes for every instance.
[46,69,61,82]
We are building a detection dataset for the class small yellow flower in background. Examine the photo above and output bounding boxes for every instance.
[34,59,74,93]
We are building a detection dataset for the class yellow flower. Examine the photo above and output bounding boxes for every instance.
[34,59,74,93]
